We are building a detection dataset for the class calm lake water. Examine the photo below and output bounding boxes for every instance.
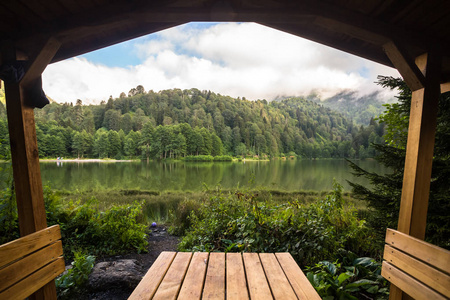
[7,159,389,192]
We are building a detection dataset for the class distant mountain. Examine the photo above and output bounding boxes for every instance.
[309,91,397,125]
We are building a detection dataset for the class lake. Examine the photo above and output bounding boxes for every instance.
[14,159,389,192]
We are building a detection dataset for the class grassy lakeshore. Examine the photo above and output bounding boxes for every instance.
[57,188,369,223]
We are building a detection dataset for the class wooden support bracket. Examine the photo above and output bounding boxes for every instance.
[20,37,60,88]
[383,41,426,92]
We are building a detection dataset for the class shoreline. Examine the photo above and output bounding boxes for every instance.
[40,158,135,163]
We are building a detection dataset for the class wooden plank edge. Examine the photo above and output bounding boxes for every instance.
[275,252,321,300]
[0,240,63,292]
[128,251,177,300]
[383,245,450,296]
[0,257,64,300]
[0,225,61,267]
[381,261,447,300]
[385,228,450,273]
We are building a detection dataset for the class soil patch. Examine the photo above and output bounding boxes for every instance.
[86,225,179,300]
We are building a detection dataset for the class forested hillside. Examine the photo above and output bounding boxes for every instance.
[310,90,395,125]
[0,87,383,159]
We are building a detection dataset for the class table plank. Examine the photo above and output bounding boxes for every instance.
[259,253,297,300]
[226,253,249,300]
[276,253,321,300]
[203,252,225,300]
[128,251,177,300]
[243,253,273,300]
[178,252,209,300]
[152,252,192,300]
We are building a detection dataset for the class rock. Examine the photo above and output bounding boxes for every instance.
[88,259,144,292]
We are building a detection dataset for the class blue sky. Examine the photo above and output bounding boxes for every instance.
[43,22,399,104]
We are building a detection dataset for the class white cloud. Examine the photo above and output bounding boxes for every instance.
[43,22,400,104]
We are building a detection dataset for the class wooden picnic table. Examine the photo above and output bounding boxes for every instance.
[129,251,320,300]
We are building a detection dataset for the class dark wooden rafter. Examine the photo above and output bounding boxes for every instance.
[5,0,448,69]
[383,41,426,91]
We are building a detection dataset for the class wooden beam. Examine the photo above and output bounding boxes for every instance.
[397,52,441,238]
[390,52,441,300]
[383,41,426,91]
[0,41,57,300]
[20,37,60,88]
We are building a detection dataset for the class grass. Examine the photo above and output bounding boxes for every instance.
[58,188,369,225]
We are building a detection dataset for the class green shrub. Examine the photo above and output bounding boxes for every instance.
[213,155,233,161]
[183,155,214,161]
[56,251,96,299]
[177,181,379,266]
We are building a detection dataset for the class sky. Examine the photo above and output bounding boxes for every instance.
[42,22,400,105]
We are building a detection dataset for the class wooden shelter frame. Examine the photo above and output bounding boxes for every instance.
[0,1,449,299]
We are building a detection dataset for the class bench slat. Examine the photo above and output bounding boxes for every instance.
[203,252,225,299]
[381,261,446,300]
[260,253,297,300]
[0,224,61,267]
[0,256,65,300]
[178,252,208,300]
[226,253,249,300]
[385,228,450,273]
[384,245,450,296]
[128,251,176,300]
[243,253,273,300]
[275,253,321,300]
[152,252,192,300]
[0,240,63,292]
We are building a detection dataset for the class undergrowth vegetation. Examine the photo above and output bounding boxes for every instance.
[171,181,387,299]
[0,185,149,259]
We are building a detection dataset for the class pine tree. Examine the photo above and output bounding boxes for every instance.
[348,76,450,248]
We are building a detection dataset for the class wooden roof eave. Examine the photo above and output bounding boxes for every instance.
[5,1,448,70]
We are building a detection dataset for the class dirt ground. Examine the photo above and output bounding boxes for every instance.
[87,226,180,300]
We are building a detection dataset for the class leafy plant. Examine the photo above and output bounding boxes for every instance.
[56,251,96,299]
[306,252,388,299]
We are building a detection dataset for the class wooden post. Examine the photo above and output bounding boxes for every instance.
[1,40,59,300]
[389,52,441,300]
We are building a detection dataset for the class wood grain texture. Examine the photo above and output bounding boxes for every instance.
[275,252,321,300]
[0,257,64,300]
[2,42,48,237]
[202,252,225,300]
[0,224,61,267]
[226,253,249,300]
[0,240,63,292]
[384,245,449,297]
[243,253,272,300]
[178,252,208,300]
[385,229,450,272]
[128,251,176,300]
[397,52,441,239]
[152,252,192,300]
[259,253,297,300]
[382,262,446,300]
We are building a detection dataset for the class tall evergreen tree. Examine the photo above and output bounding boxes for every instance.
[348,76,450,248]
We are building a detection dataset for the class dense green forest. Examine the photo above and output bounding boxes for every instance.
[0,87,384,159]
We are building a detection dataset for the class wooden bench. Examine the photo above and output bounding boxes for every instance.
[0,224,65,299]
[129,251,320,300]
[381,228,450,299]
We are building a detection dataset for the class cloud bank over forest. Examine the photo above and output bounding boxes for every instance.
[43,23,399,104]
